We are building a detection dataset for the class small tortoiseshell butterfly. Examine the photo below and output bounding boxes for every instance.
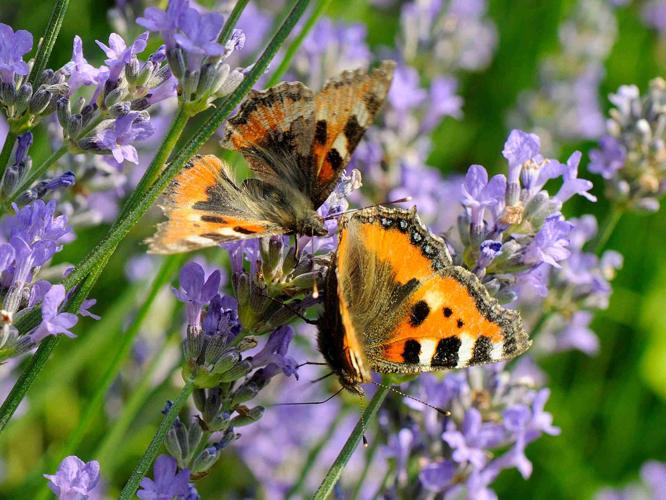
[147,61,396,254]
[317,206,530,394]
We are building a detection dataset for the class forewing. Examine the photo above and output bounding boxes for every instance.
[310,60,395,206]
[146,155,285,254]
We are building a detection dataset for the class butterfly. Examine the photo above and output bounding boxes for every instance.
[317,205,531,395]
[147,61,396,254]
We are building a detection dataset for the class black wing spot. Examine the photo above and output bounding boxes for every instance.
[432,336,461,368]
[344,115,365,147]
[315,120,328,145]
[456,319,464,328]
[233,226,257,235]
[326,149,343,171]
[443,307,453,318]
[402,339,421,364]
[470,336,492,364]
[409,300,430,327]
[201,215,227,224]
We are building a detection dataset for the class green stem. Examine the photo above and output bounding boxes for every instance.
[95,337,180,473]
[313,385,390,500]
[119,379,195,500]
[218,0,250,44]
[27,0,70,87]
[350,426,381,500]
[118,108,189,220]
[0,0,311,437]
[0,132,18,184]
[48,255,183,468]
[266,0,332,87]
[590,204,623,254]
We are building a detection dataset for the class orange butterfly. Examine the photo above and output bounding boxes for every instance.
[147,61,395,254]
[317,206,530,394]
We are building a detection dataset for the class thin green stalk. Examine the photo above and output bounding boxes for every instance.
[27,0,70,86]
[350,426,381,500]
[0,132,18,182]
[119,379,195,500]
[118,108,189,219]
[590,204,623,254]
[49,255,183,467]
[313,385,391,500]
[0,0,311,437]
[218,0,250,44]
[266,0,333,87]
[95,329,181,472]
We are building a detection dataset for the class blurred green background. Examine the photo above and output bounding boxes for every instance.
[1,0,665,498]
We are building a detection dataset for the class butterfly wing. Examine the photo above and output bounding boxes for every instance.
[333,206,530,376]
[222,61,395,210]
[310,60,395,207]
[147,155,285,254]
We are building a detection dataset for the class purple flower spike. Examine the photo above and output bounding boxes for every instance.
[173,261,222,328]
[44,455,100,500]
[523,216,573,268]
[555,151,597,203]
[97,112,154,164]
[0,23,33,83]
[173,7,225,70]
[96,32,149,83]
[30,284,79,342]
[419,460,457,492]
[443,407,506,469]
[461,165,506,231]
[556,311,599,354]
[137,455,191,500]
[589,135,626,180]
[388,65,428,113]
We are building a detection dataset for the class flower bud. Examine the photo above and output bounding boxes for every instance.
[182,69,201,102]
[0,81,16,105]
[166,47,186,80]
[230,406,264,427]
[165,417,185,462]
[231,382,259,406]
[104,87,127,108]
[29,89,51,115]
[56,97,71,128]
[185,419,204,462]
[216,359,252,383]
[14,83,32,115]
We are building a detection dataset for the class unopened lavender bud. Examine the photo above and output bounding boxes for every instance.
[0,82,16,105]
[523,191,552,225]
[67,114,83,137]
[135,61,155,88]
[216,68,243,98]
[109,102,131,118]
[186,421,204,461]
[237,337,257,352]
[193,388,207,413]
[211,350,241,375]
[202,388,222,423]
[56,97,71,128]
[165,418,185,462]
[634,197,660,212]
[191,446,221,475]
[14,83,32,115]
[206,411,231,433]
[166,47,186,80]
[29,89,51,115]
[125,57,141,83]
[217,359,252,383]
[183,69,200,102]
[230,406,264,427]
[231,382,259,406]
[104,87,126,108]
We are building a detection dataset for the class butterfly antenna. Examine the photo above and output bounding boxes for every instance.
[297,361,328,368]
[323,196,413,220]
[270,386,344,407]
[310,371,335,384]
[370,380,451,416]
[258,292,318,326]
[310,237,320,299]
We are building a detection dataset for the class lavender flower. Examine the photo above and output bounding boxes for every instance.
[137,455,193,500]
[173,261,222,329]
[29,284,78,342]
[80,111,154,164]
[64,36,106,93]
[44,455,100,500]
[96,32,149,84]
[137,0,245,113]
[0,23,33,84]
[589,78,666,212]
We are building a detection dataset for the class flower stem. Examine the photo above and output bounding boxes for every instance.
[119,379,195,500]
[590,204,623,254]
[218,0,250,44]
[48,255,184,469]
[0,0,311,437]
[313,384,390,500]
[266,0,333,87]
[118,108,189,219]
[27,0,70,86]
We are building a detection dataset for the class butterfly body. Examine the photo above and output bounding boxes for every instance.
[317,206,531,395]
[148,62,396,254]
